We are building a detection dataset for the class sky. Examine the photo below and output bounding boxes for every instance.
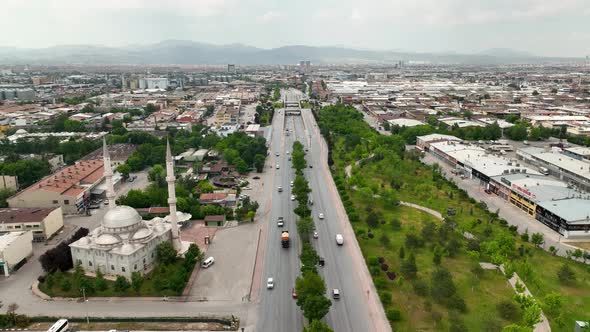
[2,0,589,57]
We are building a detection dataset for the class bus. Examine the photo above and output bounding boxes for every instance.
[47,319,69,332]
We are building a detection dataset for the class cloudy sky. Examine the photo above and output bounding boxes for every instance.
[2,0,589,57]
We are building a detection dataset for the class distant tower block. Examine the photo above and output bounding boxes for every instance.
[228,64,236,73]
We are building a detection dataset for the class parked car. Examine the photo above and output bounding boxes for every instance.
[313,231,319,239]
[292,288,298,299]
[318,257,325,266]
[318,213,324,219]
[291,195,296,201]
[267,278,274,289]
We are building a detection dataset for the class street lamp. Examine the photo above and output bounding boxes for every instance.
[81,287,89,325]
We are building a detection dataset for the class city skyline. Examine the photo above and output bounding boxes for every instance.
[2,0,589,57]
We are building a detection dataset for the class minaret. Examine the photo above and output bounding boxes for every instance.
[103,138,116,208]
[166,139,182,251]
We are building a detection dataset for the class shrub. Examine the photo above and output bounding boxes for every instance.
[449,294,467,312]
[386,309,401,322]
[386,272,396,280]
[114,276,130,292]
[557,264,575,284]
[370,266,381,277]
[378,256,385,264]
[521,233,529,242]
[413,280,429,296]
[374,277,387,290]
[381,263,389,271]
[368,232,374,239]
[379,291,392,305]
[496,300,519,320]
[368,256,379,266]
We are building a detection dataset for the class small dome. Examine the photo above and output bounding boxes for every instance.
[102,206,141,229]
[120,243,135,255]
[95,233,120,246]
[77,237,90,245]
[132,227,152,240]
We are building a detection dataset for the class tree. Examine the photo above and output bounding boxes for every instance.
[148,164,166,187]
[156,242,178,265]
[543,292,562,316]
[400,252,417,278]
[116,163,131,180]
[557,263,575,284]
[303,320,334,332]
[379,234,391,248]
[254,154,266,173]
[95,269,108,292]
[300,295,332,322]
[114,276,130,292]
[399,246,405,259]
[497,300,520,320]
[366,211,379,228]
[505,124,528,141]
[131,272,144,292]
[572,248,584,261]
[531,233,544,248]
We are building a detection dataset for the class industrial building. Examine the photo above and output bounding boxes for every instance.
[7,159,105,214]
[0,231,33,276]
[0,207,64,242]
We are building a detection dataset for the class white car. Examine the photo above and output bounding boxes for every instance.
[319,213,324,219]
[290,180,294,187]
[313,231,319,239]
[276,164,280,169]
[267,277,274,289]
[287,151,290,154]
[291,195,296,201]
[277,217,284,227]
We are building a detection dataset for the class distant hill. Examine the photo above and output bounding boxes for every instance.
[0,40,581,65]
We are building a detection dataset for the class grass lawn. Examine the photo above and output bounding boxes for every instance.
[353,202,519,331]
[39,260,190,297]
[336,142,590,332]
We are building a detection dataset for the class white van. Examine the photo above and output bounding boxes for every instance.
[335,234,344,245]
[202,257,215,268]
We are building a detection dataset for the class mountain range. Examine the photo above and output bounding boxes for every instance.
[0,40,582,65]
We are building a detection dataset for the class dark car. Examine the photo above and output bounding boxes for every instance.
[318,257,325,266]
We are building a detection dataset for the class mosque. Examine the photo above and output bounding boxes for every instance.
[69,139,187,279]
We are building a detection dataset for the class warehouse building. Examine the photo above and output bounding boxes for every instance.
[0,207,64,242]
[0,231,33,276]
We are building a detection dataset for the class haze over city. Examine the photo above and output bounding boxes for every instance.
[2,0,590,57]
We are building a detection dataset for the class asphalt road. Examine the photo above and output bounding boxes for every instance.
[256,92,304,332]
[255,88,389,331]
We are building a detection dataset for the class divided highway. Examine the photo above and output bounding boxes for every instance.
[256,89,390,332]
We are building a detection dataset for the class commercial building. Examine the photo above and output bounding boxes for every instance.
[0,231,33,276]
[0,207,64,242]
[517,147,590,192]
[489,173,590,238]
[7,159,105,214]
[139,78,169,90]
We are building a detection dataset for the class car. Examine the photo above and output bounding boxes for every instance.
[332,288,340,299]
[318,213,324,219]
[309,165,313,168]
[292,288,298,299]
[267,278,274,289]
[275,152,279,157]
[276,164,280,169]
[253,176,260,180]
[287,151,290,154]
[88,203,100,209]
[290,180,294,187]
[336,234,344,245]
[202,257,215,268]
[291,195,296,201]
[104,200,109,205]
[319,257,325,266]
[277,217,284,227]
[313,231,318,239]
[484,189,492,194]
[278,186,283,192]
[288,157,291,161]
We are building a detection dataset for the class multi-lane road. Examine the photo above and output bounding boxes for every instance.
[256,89,390,331]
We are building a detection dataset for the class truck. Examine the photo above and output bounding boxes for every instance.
[281,231,290,248]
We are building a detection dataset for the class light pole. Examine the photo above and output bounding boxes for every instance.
[81,287,89,324]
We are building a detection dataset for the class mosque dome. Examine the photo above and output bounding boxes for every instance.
[102,206,142,229]
[132,227,152,241]
[95,233,120,246]
[120,243,136,255]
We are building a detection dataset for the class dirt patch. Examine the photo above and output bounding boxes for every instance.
[27,321,233,331]
[564,242,590,251]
